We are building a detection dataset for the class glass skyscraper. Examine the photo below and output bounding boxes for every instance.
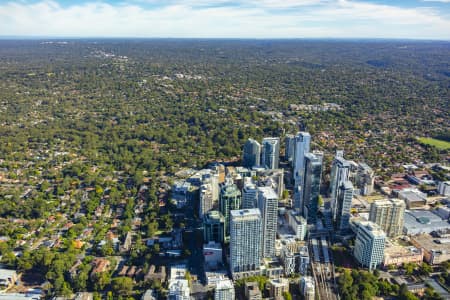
[302,152,323,224]
[261,137,280,170]
[243,138,261,168]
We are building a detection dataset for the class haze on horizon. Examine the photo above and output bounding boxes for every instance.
[1,0,450,40]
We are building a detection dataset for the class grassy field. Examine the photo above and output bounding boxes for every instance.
[417,137,450,150]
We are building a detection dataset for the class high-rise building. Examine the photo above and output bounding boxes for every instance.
[203,210,225,244]
[258,187,278,257]
[302,152,323,224]
[219,177,242,238]
[284,134,295,162]
[287,210,307,240]
[230,209,262,279]
[199,183,214,219]
[242,180,258,209]
[335,181,353,233]
[300,277,315,300]
[369,199,405,237]
[261,138,280,170]
[243,139,261,168]
[257,187,279,258]
[281,246,296,276]
[214,279,235,300]
[353,221,386,270]
[329,152,351,221]
[293,132,311,211]
[298,246,310,275]
[356,163,375,195]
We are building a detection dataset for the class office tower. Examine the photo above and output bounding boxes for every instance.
[203,210,225,244]
[369,199,405,237]
[219,177,242,238]
[284,134,295,162]
[242,180,258,209]
[230,209,262,279]
[329,151,351,221]
[257,187,278,258]
[214,279,235,300]
[243,139,261,168]
[302,152,323,224]
[353,221,386,270]
[261,138,280,170]
[292,132,311,211]
[356,163,375,195]
[199,183,214,219]
[335,181,353,233]
[300,277,315,300]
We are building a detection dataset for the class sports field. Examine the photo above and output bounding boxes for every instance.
[417,137,450,150]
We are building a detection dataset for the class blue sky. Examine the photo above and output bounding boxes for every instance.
[0,0,449,39]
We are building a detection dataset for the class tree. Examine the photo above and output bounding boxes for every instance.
[93,272,111,291]
[404,263,416,276]
[419,262,432,276]
[283,291,292,300]
[111,276,133,296]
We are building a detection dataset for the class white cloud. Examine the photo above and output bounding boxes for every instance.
[0,0,449,39]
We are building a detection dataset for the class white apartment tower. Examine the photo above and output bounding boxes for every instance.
[353,221,386,270]
[230,209,262,279]
[257,187,279,258]
[369,199,405,237]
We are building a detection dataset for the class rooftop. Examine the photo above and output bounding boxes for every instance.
[230,208,261,219]
[404,210,450,235]
[384,245,422,257]
[257,186,278,199]
[204,210,225,222]
[215,279,234,290]
[357,221,386,237]
[411,234,450,253]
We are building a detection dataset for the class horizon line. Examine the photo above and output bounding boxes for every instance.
[0,36,450,42]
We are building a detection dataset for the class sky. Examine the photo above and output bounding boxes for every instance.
[0,0,450,39]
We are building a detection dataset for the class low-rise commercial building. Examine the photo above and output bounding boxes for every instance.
[403,210,450,235]
[438,181,450,196]
[0,267,17,291]
[383,245,423,266]
[398,189,427,208]
[411,234,450,264]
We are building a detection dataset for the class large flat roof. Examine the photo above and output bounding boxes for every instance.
[404,210,450,235]
[257,186,278,199]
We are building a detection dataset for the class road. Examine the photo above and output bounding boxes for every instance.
[424,277,450,299]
